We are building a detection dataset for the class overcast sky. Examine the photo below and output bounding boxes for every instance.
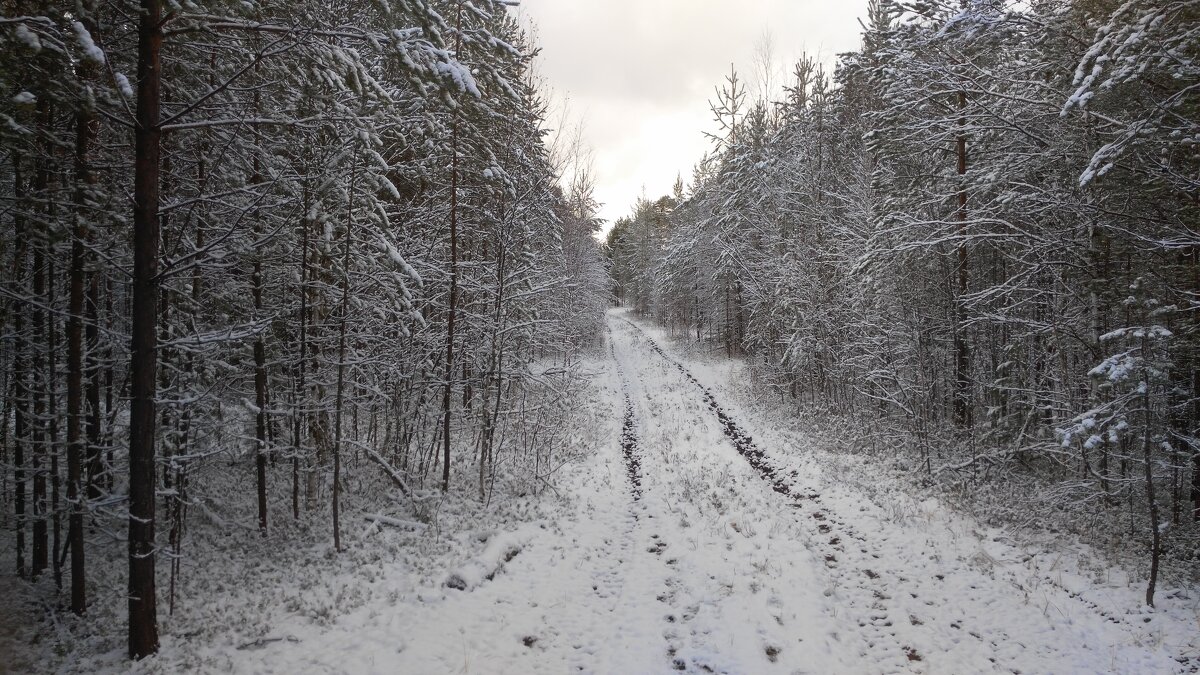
[516,0,871,230]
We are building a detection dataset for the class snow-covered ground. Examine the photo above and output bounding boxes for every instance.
[598,311,1199,674]
[11,309,1198,674]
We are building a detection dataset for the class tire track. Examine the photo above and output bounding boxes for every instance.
[620,396,642,501]
[614,317,1111,672]
[608,325,643,500]
[610,323,694,671]
[613,316,937,670]
[615,319,792,492]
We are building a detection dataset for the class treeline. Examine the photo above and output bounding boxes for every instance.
[608,0,1197,604]
[1,0,606,659]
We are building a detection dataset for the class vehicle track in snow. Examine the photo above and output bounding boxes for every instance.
[608,325,644,501]
[614,314,1200,672]
[601,313,1194,674]
[609,323,696,671]
[613,316,960,671]
[612,316,875,671]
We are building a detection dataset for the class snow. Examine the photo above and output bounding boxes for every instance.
[114,73,134,99]
[6,309,1197,674]
[14,22,41,51]
[12,91,35,104]
[362,514,426,532]
[1089,350,1138,382]
[14,24,41,51]
[602,311,1198,673]
[434,58,481,98]
[72,21,105,64]
[377,236,422,287]
[443,527,535,591]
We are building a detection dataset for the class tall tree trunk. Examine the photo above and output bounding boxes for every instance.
[86,251,102,501]
[31,231,47,580]
[953,88,971,430]
[1192,249,1199,523]
[441,2,464,493]
[1193,354,1199,523]
[1142,336,1161,608]
[69,96,95,613]
[253,265,269,532]
[480,240,506,503]
[49,260,61,591]
[48,253,63,593]
[29,97,54,582]
[292,194,310,521]
[252,89,268,534]
[104,274,115,492]
[129,0,163,659]
[724,276,732,359]
[332,160,356,552]
[11,184,27,578]
[158,286,172,508]
[1192,364,1199,523]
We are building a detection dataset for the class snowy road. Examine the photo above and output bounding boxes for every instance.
[240,310,1197,675]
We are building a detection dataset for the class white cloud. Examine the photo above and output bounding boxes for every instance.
[517,0,871,228]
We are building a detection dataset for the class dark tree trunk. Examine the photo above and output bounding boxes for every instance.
[104,274,115,492]
[11,186,28,578]
[69,96,93,612]
[69,31,100,607]
[254,321,268,533]
[252,89,268,534]
[31,232,47,580]
[953,89,971,430]
[48,258,62,591]
[1143,395,1161,607]
[1192,251,1200,523]
[292,195,310,521]
[86,256,102,501]
[442,3,464,493]
[128,0,163,659]
[1193,361,1199,523]
[332,162,356,552]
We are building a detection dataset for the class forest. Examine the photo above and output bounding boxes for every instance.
[0,0,608,663]
[609,0,1199,608]
[1,0,1198,672]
